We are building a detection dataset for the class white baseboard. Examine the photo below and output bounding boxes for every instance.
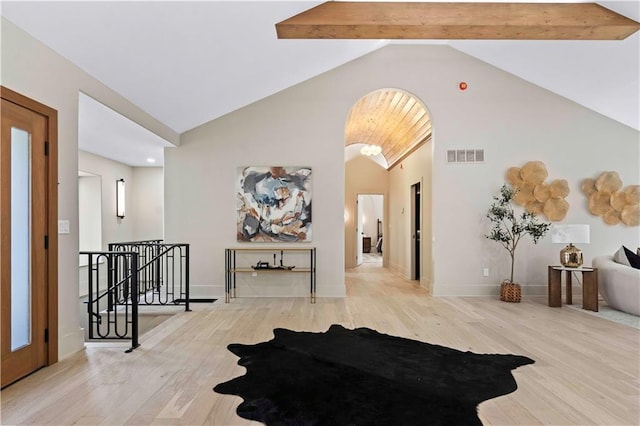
[58,327,85,360]
[191,283,346,299]
[433,284,549,297]
[189,284,225,299]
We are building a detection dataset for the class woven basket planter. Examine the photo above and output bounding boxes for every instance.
[500,281,521,303]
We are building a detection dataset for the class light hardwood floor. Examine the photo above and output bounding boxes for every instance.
[1,263,638,425]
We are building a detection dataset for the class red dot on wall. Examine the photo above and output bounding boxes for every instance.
[459,82,468,91]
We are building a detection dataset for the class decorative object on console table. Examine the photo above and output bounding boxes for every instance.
[252,251,296,270]
[486,184,551,302]
[253,261,271,269]
[236,166,312,242]
[550,224,590,268]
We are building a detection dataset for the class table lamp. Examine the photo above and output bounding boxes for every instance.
[551,224,590,268]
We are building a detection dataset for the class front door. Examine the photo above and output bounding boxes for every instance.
[1,97,49,387]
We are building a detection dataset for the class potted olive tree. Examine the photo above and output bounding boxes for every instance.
[486,184,551,302]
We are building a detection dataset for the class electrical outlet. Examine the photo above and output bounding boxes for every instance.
[252,272,257,277]
[483,268,489,277]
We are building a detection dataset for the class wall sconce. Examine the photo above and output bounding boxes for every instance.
[116,179,125,218]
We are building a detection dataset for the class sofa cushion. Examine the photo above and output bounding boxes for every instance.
[614,246,640,269]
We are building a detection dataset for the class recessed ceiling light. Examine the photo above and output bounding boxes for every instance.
[146,158,156,164]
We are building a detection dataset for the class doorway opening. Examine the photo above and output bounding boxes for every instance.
[356,194,384,266]
[344,88,433,294]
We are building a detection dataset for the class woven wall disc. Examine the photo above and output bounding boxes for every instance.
[625,185,640,204]
[581,178,596,196]
[549,179,570,198]
[533,184,550,202]
[506,167,524,188]
[525,200,545,215]
[603,209,622,226]
[610,191,627,211]
[588,191,612,216]
[520,161,548,184]
[543,198,569,221]
[621,204,640,226]
[513,183,536,206]
[595,171,623,193]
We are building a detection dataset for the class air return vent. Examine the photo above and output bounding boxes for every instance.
[446,149,484,164]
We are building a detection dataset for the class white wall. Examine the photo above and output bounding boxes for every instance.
[166,95,348,298]
[422,47,640,295]
[78,151,135,247]
[132,167,164,241]
[1,18,179,359]
[166,44,639,300]
[78,174,102,263]
[388,142,433,290]
[78,152,164,246]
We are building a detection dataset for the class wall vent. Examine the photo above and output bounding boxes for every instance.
[446,149,484,164]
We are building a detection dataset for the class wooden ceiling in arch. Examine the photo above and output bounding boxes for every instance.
[345,90,432,169]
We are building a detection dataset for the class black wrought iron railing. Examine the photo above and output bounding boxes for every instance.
[81,240,190,352]
[109,241,188,307]
[81,251,140,352]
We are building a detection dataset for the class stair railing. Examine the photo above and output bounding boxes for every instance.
[108,242,190,311]
[81,241,190,352]
[81,251,139,352]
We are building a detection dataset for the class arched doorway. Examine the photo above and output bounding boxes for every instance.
[343,89,434,292]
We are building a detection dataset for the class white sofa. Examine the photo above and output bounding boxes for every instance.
[593,255,640,316]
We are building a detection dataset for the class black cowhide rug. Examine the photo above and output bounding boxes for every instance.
[214,324,534,425]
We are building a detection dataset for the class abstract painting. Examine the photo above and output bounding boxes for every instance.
[237,166,312,242]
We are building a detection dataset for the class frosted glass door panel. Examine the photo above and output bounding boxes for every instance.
[10,127,31,351]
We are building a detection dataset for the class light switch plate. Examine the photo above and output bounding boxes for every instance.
[58,220,70,234]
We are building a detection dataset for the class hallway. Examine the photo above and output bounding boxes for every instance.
[346,262,428,297]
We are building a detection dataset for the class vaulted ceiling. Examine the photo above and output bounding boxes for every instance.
[1,1,638,167]
[345,90,431,169]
